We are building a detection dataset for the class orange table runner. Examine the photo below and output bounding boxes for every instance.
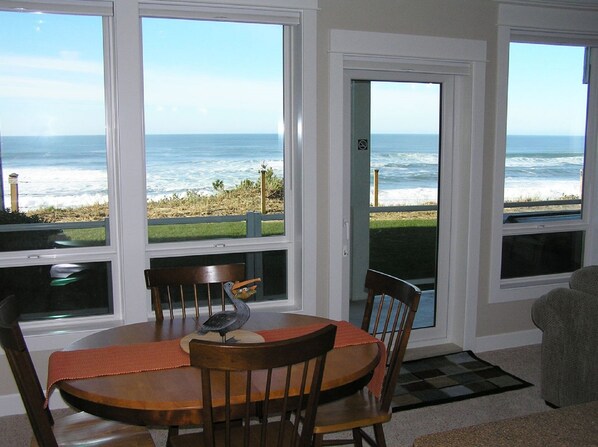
[46,320,385,407]
[259,320,386,397]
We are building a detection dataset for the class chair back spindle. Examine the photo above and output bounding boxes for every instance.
[171,324,337,447]
[362,269,420,412]
[144,263,246,321]
[312,269,420,447]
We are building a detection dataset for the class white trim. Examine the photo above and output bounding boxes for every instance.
[20,324,116,351]
[0,0,113,15]
[0,392,67,418]
[586,48,598,266]
[495,0,598,11]
[329,31,486,63]
[498,3,598,34]
[328,30,486,350]
[492,279,570,303]
[0,394,26,417]
[328,51,348,321]
[475,328,543,353]
[297,8,318,315]
[461,60,486,351]
[140,3,301,24]
[141,0,318,10]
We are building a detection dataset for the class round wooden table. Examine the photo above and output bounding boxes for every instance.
[58,312,380,427]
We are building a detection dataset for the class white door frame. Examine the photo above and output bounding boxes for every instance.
[347,72,453,343]
[327,30,487,349]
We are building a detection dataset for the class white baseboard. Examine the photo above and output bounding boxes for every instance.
[0,392,68,417]
[475,328,542,352]
[0,394,24,417]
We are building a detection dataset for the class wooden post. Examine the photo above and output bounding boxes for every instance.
[260,170,266,214]
[8,173,18,212]
[374,169,379,207]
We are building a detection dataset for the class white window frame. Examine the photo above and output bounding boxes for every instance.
[490,2,598,303]
[328,30,486,350]
[0,0,125,342]
[138,1,317,316]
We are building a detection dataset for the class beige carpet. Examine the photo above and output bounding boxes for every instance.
[1,344,550,447]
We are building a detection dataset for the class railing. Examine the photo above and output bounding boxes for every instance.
[0,219,109,233]
[371,198,581,213]
[504,198,581,209]
[0,213,284,239]
[0,196,583,239]
[370,204,437,213]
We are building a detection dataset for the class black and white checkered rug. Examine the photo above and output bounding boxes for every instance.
[392,350,533,412]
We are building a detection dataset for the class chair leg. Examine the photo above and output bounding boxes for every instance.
[353,428,364,447]
[312,433,360,446]
[372,424,386,447]
[166,426,179,447]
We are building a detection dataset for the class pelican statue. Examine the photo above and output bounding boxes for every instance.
[197,278,261,343]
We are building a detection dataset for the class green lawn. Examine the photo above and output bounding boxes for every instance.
[63,218,437,283]
[369,218,437,283]
[63,221,285,244]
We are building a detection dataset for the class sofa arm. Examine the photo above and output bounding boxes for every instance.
[531,289,566,333]
[532,288,598,407]
[569,265,598,297]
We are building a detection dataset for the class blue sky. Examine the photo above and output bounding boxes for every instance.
[507,42,587,136]
[0,11,589,136]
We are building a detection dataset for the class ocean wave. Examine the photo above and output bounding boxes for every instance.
[3,160,284,211]
[506,155,584,168]
[0,134,585,211]
[373,178,581,207]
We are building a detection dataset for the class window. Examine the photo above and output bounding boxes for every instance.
[493,3,598,301]
[0,5,116,320]
[141,16,289,305]
[501,42,589,279]
[139,5,314,312]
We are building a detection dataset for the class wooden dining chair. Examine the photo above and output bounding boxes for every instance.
[145,263,247,444]
[312,269,421,447]
[0,295,155,447]
[144,263,246,321]
[169,324,338,447]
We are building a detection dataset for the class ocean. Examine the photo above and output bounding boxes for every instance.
[0,133,585,211]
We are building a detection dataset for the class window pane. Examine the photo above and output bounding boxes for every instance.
[501,231,583,279]
[0,262,113,321]
[142,18,284,243]
[504,43,587,221]
[149,251,288,304]
[0,12,110,250]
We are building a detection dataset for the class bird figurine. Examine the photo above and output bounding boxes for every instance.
[197,278,261,343]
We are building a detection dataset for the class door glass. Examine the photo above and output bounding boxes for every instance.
[350,81,440,330]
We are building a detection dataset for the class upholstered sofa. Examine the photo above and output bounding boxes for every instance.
[531,265,598,407]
